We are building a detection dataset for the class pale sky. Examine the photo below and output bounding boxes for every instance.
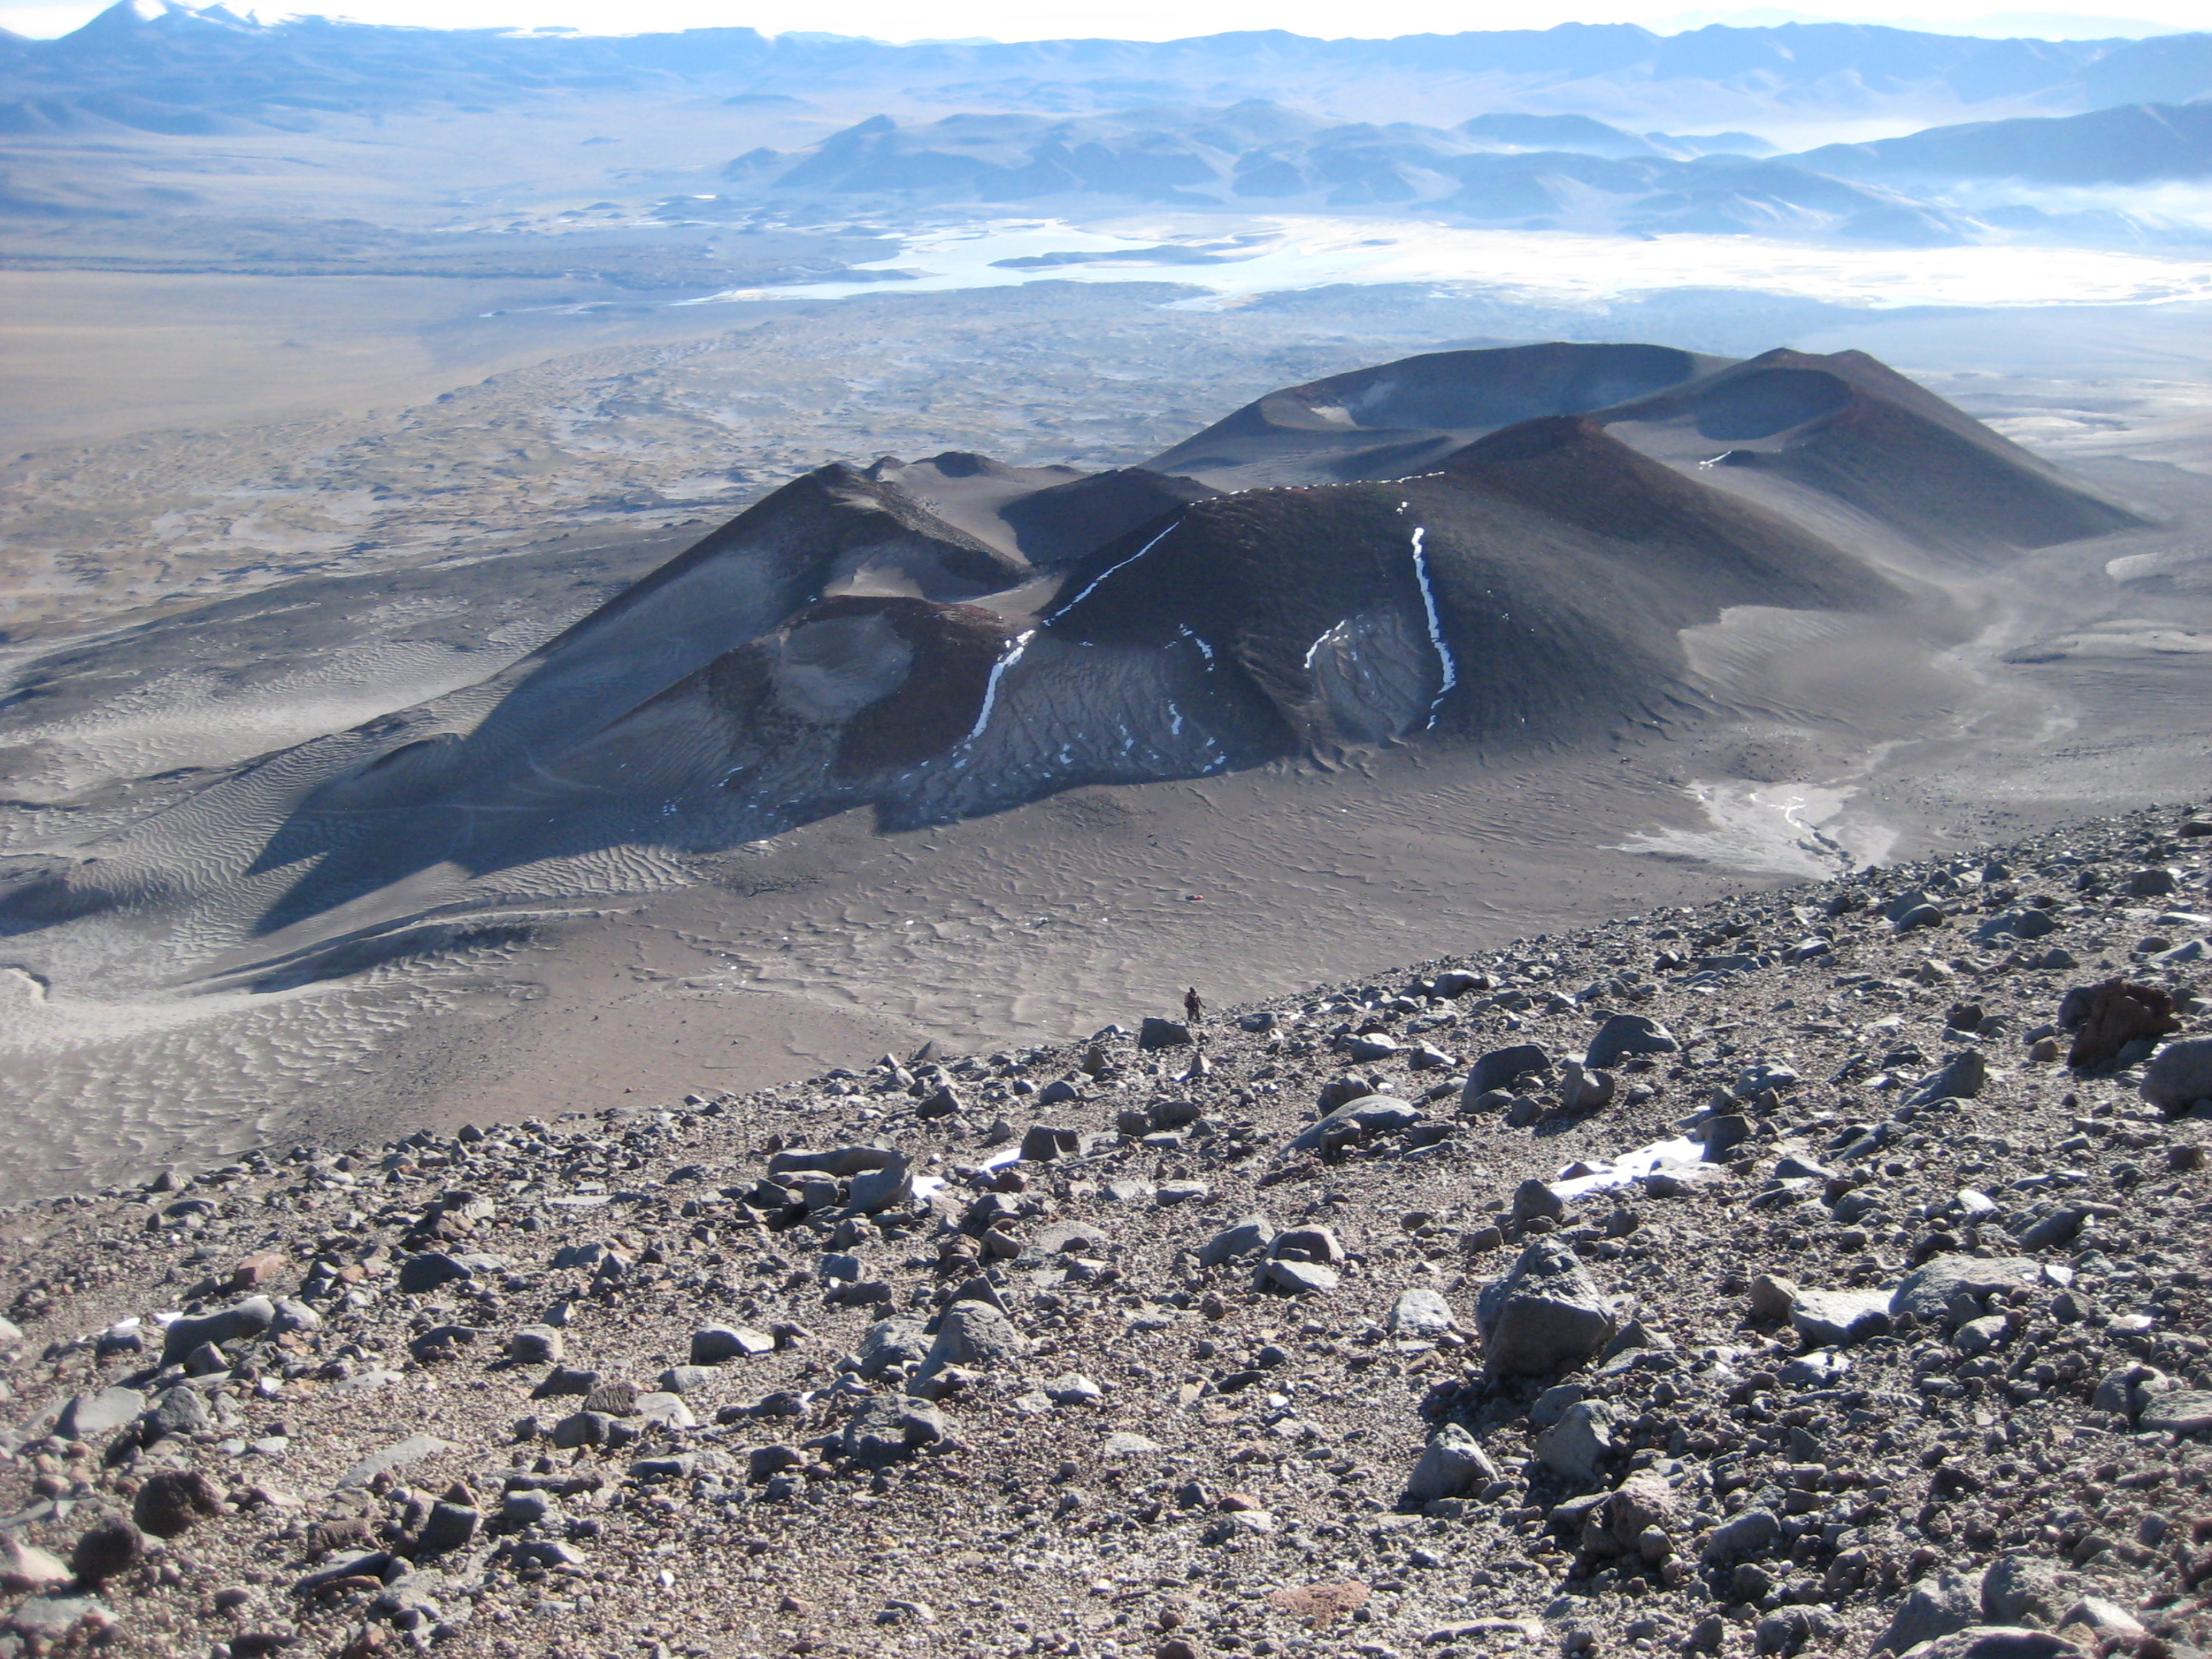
[0,0,2192,41]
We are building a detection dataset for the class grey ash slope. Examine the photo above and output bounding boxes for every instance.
[1,804,2209,1659]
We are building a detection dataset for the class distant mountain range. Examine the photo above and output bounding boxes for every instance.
[701,97,2212,245]
[3,0,2209,139]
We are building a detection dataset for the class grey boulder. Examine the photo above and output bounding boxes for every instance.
[58,1388,145,1439]
[847,1157,915,1214]
[1138,1018,1193,1050]
[2142,1037,2212,1114]
[1906,1050,1988,1108]
[1196,1215,1272,1267]
[1980,1554,2066,1626]
[1258,1259,1340,1295]
[1534,1398,1618,1486]
[1890,1254,2040,1324]
[1879,1569,1983,1654]
[1893,1630,2083,1659]
[690,1324,773,1365]
[1388,1286,1457,1339]
[856,1316,934,1380]
[1466,1044,1550,1097]
[1790,1288,1894,1348]
[158,1295,275,1365]
[1405,1423,1499,1503]
[1584,1014,1678,1069]
[1287,1096,1417,1152]
[915,1299,1028,1383]
[841,1394,946,1463]
[2137,1390,2212,1434]
[1475,1237,1615,1378]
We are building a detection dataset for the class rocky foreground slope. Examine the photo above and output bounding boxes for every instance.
[3,804,2211,1659]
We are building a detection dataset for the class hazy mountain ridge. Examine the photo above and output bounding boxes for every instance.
[696,96,2212,248]
[5,1,2208,134]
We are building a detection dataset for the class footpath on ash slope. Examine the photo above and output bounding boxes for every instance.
[3,806,2211,1659]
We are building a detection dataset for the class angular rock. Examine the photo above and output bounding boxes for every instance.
[1747,1273,1797,1322]
[1890,1254,2040,1324]
[1510,1178,1563,1227]
[847,1157,915,1214]
[915,1299,1027,1383]
[1466,1044,1550,1096]
[585,1379,641,1415]
[1906,1050,1987,1108]
[2058,1596,2145,1650]
[2142,1036,2212,1114]
[691,1324,774,1365]
[635,1391,696,1428]
[58,1387,145,1439]
[1197,1215,1272,1267]
[0,1537,70,1596]
[550,1411,614,1449]
[1019,1125,1080,1162]
[158,1295,275,1365]
[1557,1062,1615,1113]
[1596,1470,1683,1557]
[509,1325,563,1365]
[532,1365,600,1399]
[1268,1225,1344,1265]
[396,1253,474,1294]
[841,1394,946,1462]
[1702,1507,1778,1563]
[1955,1314,2011,1356]
[1260,1259,1340,1295]
[1405,1423,1499,1503]
[1475,1237,1615,1378]
[1530,1381,1588,1427]
[1288,1096,1417,1152]
[1388,1286,1457,1338]
[2137,1390,2212,1434]
[148,1385,210,1439]
[1534,1398,1617,1486]
[1138,1018,1194,1050]
[2063,979,2180,1068]
[1585,1014,1678,1069]
[1697,1114,1754,1160]
[414,1501,480,1557]
[1790,1288,1895,1348]
[2014,1205,2087,1251]
[1981,1555,2066,1627]
[1880,1569,1984,1654]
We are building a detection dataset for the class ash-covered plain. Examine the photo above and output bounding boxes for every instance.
[3,330,2209,1202]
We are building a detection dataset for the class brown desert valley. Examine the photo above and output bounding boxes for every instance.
[1,7,2211,1659]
